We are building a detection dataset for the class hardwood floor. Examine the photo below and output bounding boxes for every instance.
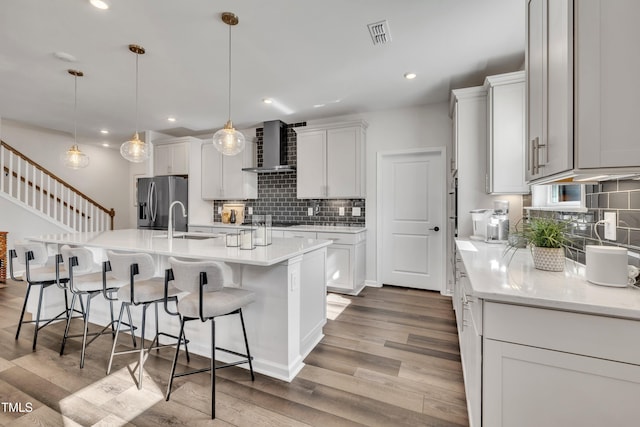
[0,281,468,426]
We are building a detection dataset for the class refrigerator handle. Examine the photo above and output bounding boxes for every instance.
[150,181,157,222]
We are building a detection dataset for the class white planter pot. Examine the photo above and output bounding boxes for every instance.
[531,246,565,272]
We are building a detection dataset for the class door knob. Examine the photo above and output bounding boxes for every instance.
[430,226,440,232]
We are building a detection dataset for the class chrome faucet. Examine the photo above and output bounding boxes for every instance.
[168,201,187,240]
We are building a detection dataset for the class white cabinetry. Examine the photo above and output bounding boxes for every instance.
[283,229,366,295]
[526,0,573,181]
[484,71,528,194]
[153,137,192,176]
[201,141,257,200]
[526,0,640,182]
[295,121,367,199]
[450,87,490,238]
[483,302,640,427]
[454,256,482,427]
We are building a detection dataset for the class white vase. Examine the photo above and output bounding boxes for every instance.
[531,246,565,272]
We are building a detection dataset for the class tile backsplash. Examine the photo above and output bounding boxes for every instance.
[211,122,366,225]
[526,179,640,267]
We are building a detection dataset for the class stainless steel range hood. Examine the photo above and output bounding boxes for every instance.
[243,120,295,172]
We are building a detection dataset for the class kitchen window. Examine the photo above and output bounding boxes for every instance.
[530,184,587,212]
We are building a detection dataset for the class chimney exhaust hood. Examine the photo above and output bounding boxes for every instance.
[243,120,295,172]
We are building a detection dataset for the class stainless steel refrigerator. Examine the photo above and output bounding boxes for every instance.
[137,176,188,231]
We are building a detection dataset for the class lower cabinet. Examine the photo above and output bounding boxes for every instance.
[453,276,640,427]
[283,230,366,295]
[483,340,640,427]
[481,301,640,427]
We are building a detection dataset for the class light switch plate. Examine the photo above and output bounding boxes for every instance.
[248,207,253,215]
[604,211,616,240]
[352,207,361,216]
[339,207,345,216]
[308,207,314,216]
[217,206,222,214]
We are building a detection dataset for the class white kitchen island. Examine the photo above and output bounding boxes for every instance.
[28,229,331,381]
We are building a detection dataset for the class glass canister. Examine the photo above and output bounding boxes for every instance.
[240,228,255,250]
[253,214,272,246]
[225,231,240,247]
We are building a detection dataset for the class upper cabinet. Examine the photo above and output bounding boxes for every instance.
[526,0,640,183]
[295,121,367,199]
[484,71,529,194]
[201,140,257,200]
[153,137,192,176]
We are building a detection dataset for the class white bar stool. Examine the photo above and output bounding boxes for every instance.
[106,250,188,390]
[164,256,255,419]
[8,241,77,351]
[59,245,135,368]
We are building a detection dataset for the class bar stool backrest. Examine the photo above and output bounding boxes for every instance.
[168,257,225,294]
[14,241,48,266]
[107,251,155,282]
[60,245,96,275]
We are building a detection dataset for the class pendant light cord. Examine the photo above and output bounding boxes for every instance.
[227,23,232,123]
[73,74,78,145]
[135,51,139,135]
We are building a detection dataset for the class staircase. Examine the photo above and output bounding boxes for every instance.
[1,140,115,232]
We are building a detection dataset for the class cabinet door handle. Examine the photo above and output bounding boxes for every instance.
[532,137,540,175]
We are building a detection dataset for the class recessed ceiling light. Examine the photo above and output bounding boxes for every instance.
[90,0,109,10]
[53,51,77,63]
[404,72,417,80]
[100,129,109,134]
[313,104,325,108]
[167,117,176,122]
[102,143,110,147]
[262,98,273,104]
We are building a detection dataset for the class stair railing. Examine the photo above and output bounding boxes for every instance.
[1,140,115,231]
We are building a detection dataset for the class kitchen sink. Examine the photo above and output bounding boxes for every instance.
[153,232,219,240]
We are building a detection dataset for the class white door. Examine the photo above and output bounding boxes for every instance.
[379,149,444,290]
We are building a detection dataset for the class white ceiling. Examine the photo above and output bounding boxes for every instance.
[0,0,525,147]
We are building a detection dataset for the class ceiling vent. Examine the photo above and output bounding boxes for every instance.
[367,20,392,45]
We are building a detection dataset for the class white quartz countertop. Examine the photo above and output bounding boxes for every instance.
[456,239,640,320]
[189,222,366,233]
[29,229,332,267]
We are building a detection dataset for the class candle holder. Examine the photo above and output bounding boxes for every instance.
[225,231,240,247]
[253,214,272,246]
[240,228,255,250]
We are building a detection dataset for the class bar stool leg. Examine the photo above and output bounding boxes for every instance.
[125,304,137,348]
[80,294,93,369]
[60,292,78,355]
[239,308,255,381]
[165,317,186,401]
[32,284,46,351]
[107,302,127,375]
[138,303,148,390]
[211,318,216,420]
[16,284,32,341]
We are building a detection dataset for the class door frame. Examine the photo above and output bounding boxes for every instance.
[376,147,447,292]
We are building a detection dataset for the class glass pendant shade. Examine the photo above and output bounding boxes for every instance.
[62,145,90,169]
[121,44,150,163]
[212,120,245,156]
[63,69,89,169]
[120,132,149,163]
[213,12,245,156]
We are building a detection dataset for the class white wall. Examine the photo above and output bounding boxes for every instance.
[307,104,453,285]
[0,195,70,257]
[1,119,131,229]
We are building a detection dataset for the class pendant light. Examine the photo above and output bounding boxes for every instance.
[212,12,245,156]
[62,69,90,169]
[120,44,150,163]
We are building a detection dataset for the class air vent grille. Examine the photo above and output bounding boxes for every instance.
[367,20,392,45]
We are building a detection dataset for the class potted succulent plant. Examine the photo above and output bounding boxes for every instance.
[505,217,571,271]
